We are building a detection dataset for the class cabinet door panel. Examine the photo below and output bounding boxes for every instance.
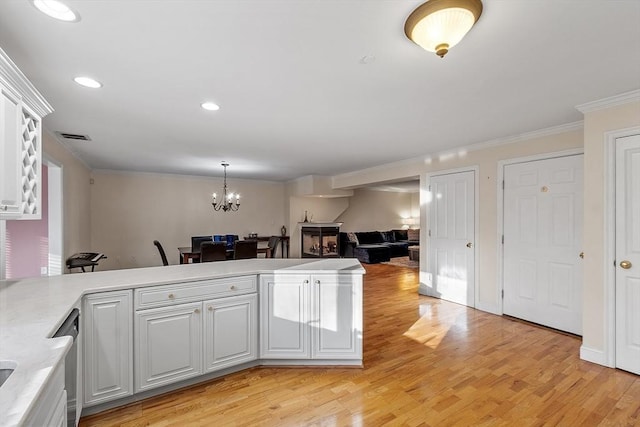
[312,275,362,359]
[135,302,202,392]
[204,294,257,372]
[259,274,310,358]
[83,290,133,406]
[0,84,22,217]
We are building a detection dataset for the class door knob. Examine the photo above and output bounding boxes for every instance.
[466,242,473,248]
[579,252,584,259]
[620,260,632,269]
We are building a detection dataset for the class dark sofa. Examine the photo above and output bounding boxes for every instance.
[339,229,420,264]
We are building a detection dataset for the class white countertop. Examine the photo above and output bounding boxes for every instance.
[0,258,364,426]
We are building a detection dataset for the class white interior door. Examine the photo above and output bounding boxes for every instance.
[615,134,640,375]
[503,155,583,335]
[428,170,475,307]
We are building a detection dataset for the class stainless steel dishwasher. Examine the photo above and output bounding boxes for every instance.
[53,308,80,427]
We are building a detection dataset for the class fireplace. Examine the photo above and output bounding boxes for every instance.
[300,223,342,258]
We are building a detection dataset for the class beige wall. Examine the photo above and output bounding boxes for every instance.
[90,171,286,269]
[42,131,92,265]
[335,189,416,232]
[287,196,349,257]
[581,101,640,359]
[335,128,584,314]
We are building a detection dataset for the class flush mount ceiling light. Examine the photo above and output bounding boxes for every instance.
[404,0,483,58]
[201,102,220,111]
[73,76,102,88]
[31,0,80,22]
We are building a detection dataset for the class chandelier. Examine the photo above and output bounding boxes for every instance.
[211,162,240,212]
[404,0,483,58]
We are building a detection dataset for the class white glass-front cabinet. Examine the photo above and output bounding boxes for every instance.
[83,290,133,407]
[0,82,22,217]
[259,274,362,361]
[0,47,51,220]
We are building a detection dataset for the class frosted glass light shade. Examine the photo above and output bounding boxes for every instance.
[405,0,483,58]
[31,0,79,22]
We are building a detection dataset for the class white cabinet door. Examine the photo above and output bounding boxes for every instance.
[83,290,133,407]
[260,274,310,359]
[204,294,257,372]
[312,274,362,359]
[0,83,22,218]
[23,361,66,426]
[135,302,202,392]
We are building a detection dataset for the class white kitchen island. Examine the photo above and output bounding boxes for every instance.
[0,258,364,426]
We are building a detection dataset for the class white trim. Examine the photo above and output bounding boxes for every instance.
[496,148,585,316]
[602,126,640,368]
[333,121,583,187]
[422,166,480,310]
[0,47,53,117]
[576,89,640,114]
[44,156,64,277]
[460,121,583,155]
[0,221,5,280]
[579,345,609,366]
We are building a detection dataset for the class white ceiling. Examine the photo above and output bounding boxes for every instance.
[0,0,639,182]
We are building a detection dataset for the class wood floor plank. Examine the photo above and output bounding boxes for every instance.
[80,264,640,426]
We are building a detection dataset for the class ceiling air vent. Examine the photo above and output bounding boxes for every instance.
[56,131,92,141]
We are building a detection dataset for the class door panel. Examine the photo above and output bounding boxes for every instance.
[503,155,583,335]
[135,302,202,392]
[615,134,640,374]
[204,294,257,372]
[428,170,475,307]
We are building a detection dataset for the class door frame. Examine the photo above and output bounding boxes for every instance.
[421,166,479,308]
[602,126,640,367]
[496,148,584,316]
[44,155,63,276]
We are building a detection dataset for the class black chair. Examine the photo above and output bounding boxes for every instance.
[200,242,227,262]
[191,236,213,263]
[266,236,281,258]
[234,240,258,259]
[153,240,169,266]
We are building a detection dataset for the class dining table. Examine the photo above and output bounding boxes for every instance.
[178,246,234,264]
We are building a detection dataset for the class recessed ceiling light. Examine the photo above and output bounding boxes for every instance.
[201,102,220,111]
[73,76,102,89]
[31,0,80,22]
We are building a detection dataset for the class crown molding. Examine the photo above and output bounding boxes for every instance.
[332,120,584,185]
[575,89,640,114]
[460,120,584,154]
[0,47,53,118]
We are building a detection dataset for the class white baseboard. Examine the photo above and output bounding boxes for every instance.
[476,301,500,315]
[579,345,612,367]
[418,282,434,296]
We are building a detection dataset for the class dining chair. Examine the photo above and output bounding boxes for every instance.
[200,242,227,262]
[266,236,281,258]
[233,240,258,259]
[153,240,169,266]
[190,236,214,263]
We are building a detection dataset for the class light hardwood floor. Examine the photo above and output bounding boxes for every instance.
[80,264,640,426]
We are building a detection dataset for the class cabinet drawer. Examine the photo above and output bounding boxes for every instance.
[134,275,257,310]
